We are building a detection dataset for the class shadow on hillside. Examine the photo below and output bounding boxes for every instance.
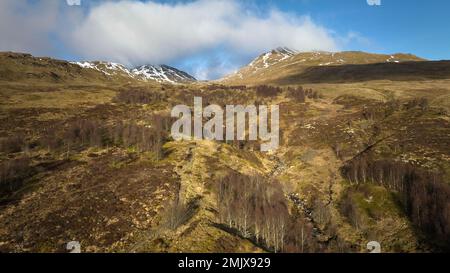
[276,61,450,84]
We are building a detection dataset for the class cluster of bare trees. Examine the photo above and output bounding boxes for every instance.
[0,157,32,195]
[39,125,63,151]
[0,135,28,154]
[339,186,369,230]
[287,87,306,102]
[341,155,450,249]
[361,99,401,121]
[39,114,173,158]
[206,84,247,91]
[286,86,319,102]
[228,85,247,91]
[106,115,171,159]
[403,97,429,111]
[214,172,321,252]
[215,172,307,251]
[304,88,319,99]
[160,196,200,230]
[255,85,282,97]
[312,198,332,227]
[113,88,167,104]
[109,120,167,158]
[64,119,104,149]
[227,139,261,152]
[39,120,103,152]
[283,215,317,253]
[215,173,289,251]
[361,97,430,121]
[406,171,449,247]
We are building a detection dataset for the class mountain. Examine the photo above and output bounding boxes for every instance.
[276,60,450,84]
[71,62,196,84]
[247,47,299,72]
[70,61,135,78]
[227,46,299,79]
[0,52,196,85]
[1,49,450,253]
[0,52,114,84]
[220,48,437,85]
[131,64,196,83]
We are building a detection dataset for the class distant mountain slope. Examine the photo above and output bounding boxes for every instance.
[276,60,450,84]
[70,61,134,78]
[131,64,196,83]
[71,62,196,84]
[0,52,196,84]
[220,49,437,85]
[245,47,298,73]
[0,52,111,84]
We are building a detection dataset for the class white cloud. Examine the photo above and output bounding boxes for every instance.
[0,0,342,79]
[186,53,240,80]
[0,0,60,55]
[341,31,371,47]
[69,0,339,68]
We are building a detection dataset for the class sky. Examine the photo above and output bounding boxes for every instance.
[0,0,449,80]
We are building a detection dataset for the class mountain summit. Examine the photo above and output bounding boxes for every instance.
[0,52,197,85]
[71,61,196,84]
[131,64,196,83]
[221,49,426,84]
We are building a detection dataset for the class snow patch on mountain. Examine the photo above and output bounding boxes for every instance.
[131,65,196,83]
[247,47,299,74]
[71,61,196,83]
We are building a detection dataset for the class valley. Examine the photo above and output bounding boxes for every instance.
[0,49,449,253]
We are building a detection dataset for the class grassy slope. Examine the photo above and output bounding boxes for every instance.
[0,52,449,252]
[221,51,450,88]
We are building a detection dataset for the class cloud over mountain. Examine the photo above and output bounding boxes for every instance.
[69,0,339,67]
[0,0,340,79]
[0,1,60,55]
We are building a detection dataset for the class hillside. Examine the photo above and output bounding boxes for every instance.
[276,60,450,84]
[0,52,196,85]
[0,52,449,253]
[72,62,197,84]
[220,49,448,85]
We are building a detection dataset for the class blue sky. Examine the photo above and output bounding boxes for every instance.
[0,0,449,79]
[269,0,450,60]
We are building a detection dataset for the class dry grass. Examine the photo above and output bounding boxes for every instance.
[0,51,448,253]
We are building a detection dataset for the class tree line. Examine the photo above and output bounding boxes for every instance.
[214,172,318,252]
[39,114,173,159]
[286,86,319,102]
[0,135,27,154]
[255,85,283,97]
[0,157,32,195]
[205,84,247,91]
[341,155,450,249]
[113,88,168,105]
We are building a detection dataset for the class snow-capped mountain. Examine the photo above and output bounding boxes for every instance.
[132,65,196,83]
[221,47,298,81]
[72,61,134,77]
[71,61,196,84]
[247,47,298,72]
[221,47,425,84]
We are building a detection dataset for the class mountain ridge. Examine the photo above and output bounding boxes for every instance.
[0,51,196,84]
[1,49,450,253]
[221,48,430,84]
[72,62,197,84]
